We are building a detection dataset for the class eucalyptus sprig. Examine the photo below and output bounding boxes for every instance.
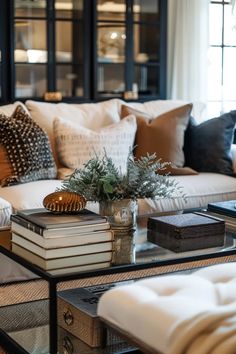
[60,150,181,202]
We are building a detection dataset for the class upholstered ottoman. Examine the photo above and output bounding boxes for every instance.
[98,263,236,354]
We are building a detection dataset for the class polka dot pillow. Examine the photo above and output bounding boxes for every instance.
[0,105,57,187]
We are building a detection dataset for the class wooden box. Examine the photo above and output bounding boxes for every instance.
[147,212,225,253]
[58,327,135,354]
[57,283,130,348]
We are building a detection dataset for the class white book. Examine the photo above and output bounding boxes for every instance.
[11,217,110,238]
[12,233,113,259]
[11,223,114,248]
[12,243,113,270]
[49,262,111,275]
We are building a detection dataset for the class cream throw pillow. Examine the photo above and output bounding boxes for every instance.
[54,115,137,174]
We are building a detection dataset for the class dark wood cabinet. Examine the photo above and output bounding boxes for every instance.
[0,0,167,104]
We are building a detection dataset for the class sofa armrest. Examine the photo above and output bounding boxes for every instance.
[231,144,236,173]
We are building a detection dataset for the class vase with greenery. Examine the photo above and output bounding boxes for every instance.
[60,150,180,224]
[60,151,181,264]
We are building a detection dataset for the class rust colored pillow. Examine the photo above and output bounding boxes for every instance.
[0,147,14,182]
[121,104,197,175]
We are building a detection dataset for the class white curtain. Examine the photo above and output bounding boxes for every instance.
[167,0,210,103]
[231,0,236,15]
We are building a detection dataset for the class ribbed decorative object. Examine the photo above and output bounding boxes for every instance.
[43,191,86,213]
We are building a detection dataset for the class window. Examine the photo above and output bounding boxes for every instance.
[208,0,236,117]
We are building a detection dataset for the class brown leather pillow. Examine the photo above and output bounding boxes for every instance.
[121,104,197,175]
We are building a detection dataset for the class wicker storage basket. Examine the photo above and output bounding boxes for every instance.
[57,283,128,348]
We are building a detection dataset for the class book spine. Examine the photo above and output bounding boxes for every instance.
[10,215,44,236]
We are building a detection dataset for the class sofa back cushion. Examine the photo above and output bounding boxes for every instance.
[25,99,123,167]
[128,99,206,123]
[121,104,197,175]
[53,114,137,174]
[0,101,29,116]
[0,106,57,187]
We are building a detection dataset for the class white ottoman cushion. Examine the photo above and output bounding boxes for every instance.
[98,263,236,354]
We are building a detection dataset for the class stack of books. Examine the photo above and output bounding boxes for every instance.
[206,200,236,233]
[10,208,114,275]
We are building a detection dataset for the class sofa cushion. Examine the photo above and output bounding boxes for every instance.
[53,114,137,174]
[1,172,236,218]
[0,180,62,211]
[184,111,236,175]
[121,104,197,175]
[0,106,57,187]
[0,253,36,284]
[138,172,236,215]
[25,99,122,167]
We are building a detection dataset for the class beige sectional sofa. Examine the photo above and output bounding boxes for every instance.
[1,98,236,226]
[0,98,236,281]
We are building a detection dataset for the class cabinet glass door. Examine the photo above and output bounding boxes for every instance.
[95,0,164,100]
[96,0,126,98]
[55,0,84,98]
[14,0,47,98]
[13,0,85,100]
[133,0,161,97]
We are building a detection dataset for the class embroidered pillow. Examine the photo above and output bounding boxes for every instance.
[121,104,197,175]
[184,111,236,175]
[0,106,57,187]
[53,115,137,174]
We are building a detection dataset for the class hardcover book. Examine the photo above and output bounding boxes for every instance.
[202,210,236,233]
[12,243,113,270]
[49,262,111,276]
[11,222,114,248]
[208,200,236,218]
[11,215,110,237]
[147,212,225,252]
[12,233,113,259]
[11,208,108,236]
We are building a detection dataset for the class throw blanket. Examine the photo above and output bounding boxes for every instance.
[98,263,236,354]
[169,303,236,354]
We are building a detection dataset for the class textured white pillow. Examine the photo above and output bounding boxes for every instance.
[26,99,123,167]
[54,115,137,174]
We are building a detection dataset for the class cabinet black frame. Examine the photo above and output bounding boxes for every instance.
[0,0,167,104]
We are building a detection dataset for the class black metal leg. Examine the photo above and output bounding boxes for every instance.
[49,280,58,354]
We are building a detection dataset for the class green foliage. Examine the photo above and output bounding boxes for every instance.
[60,151,181,202]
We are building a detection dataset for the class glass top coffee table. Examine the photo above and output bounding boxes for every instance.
[0,210,236,354]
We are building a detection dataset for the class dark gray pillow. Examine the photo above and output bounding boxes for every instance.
[184,111,236,175]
